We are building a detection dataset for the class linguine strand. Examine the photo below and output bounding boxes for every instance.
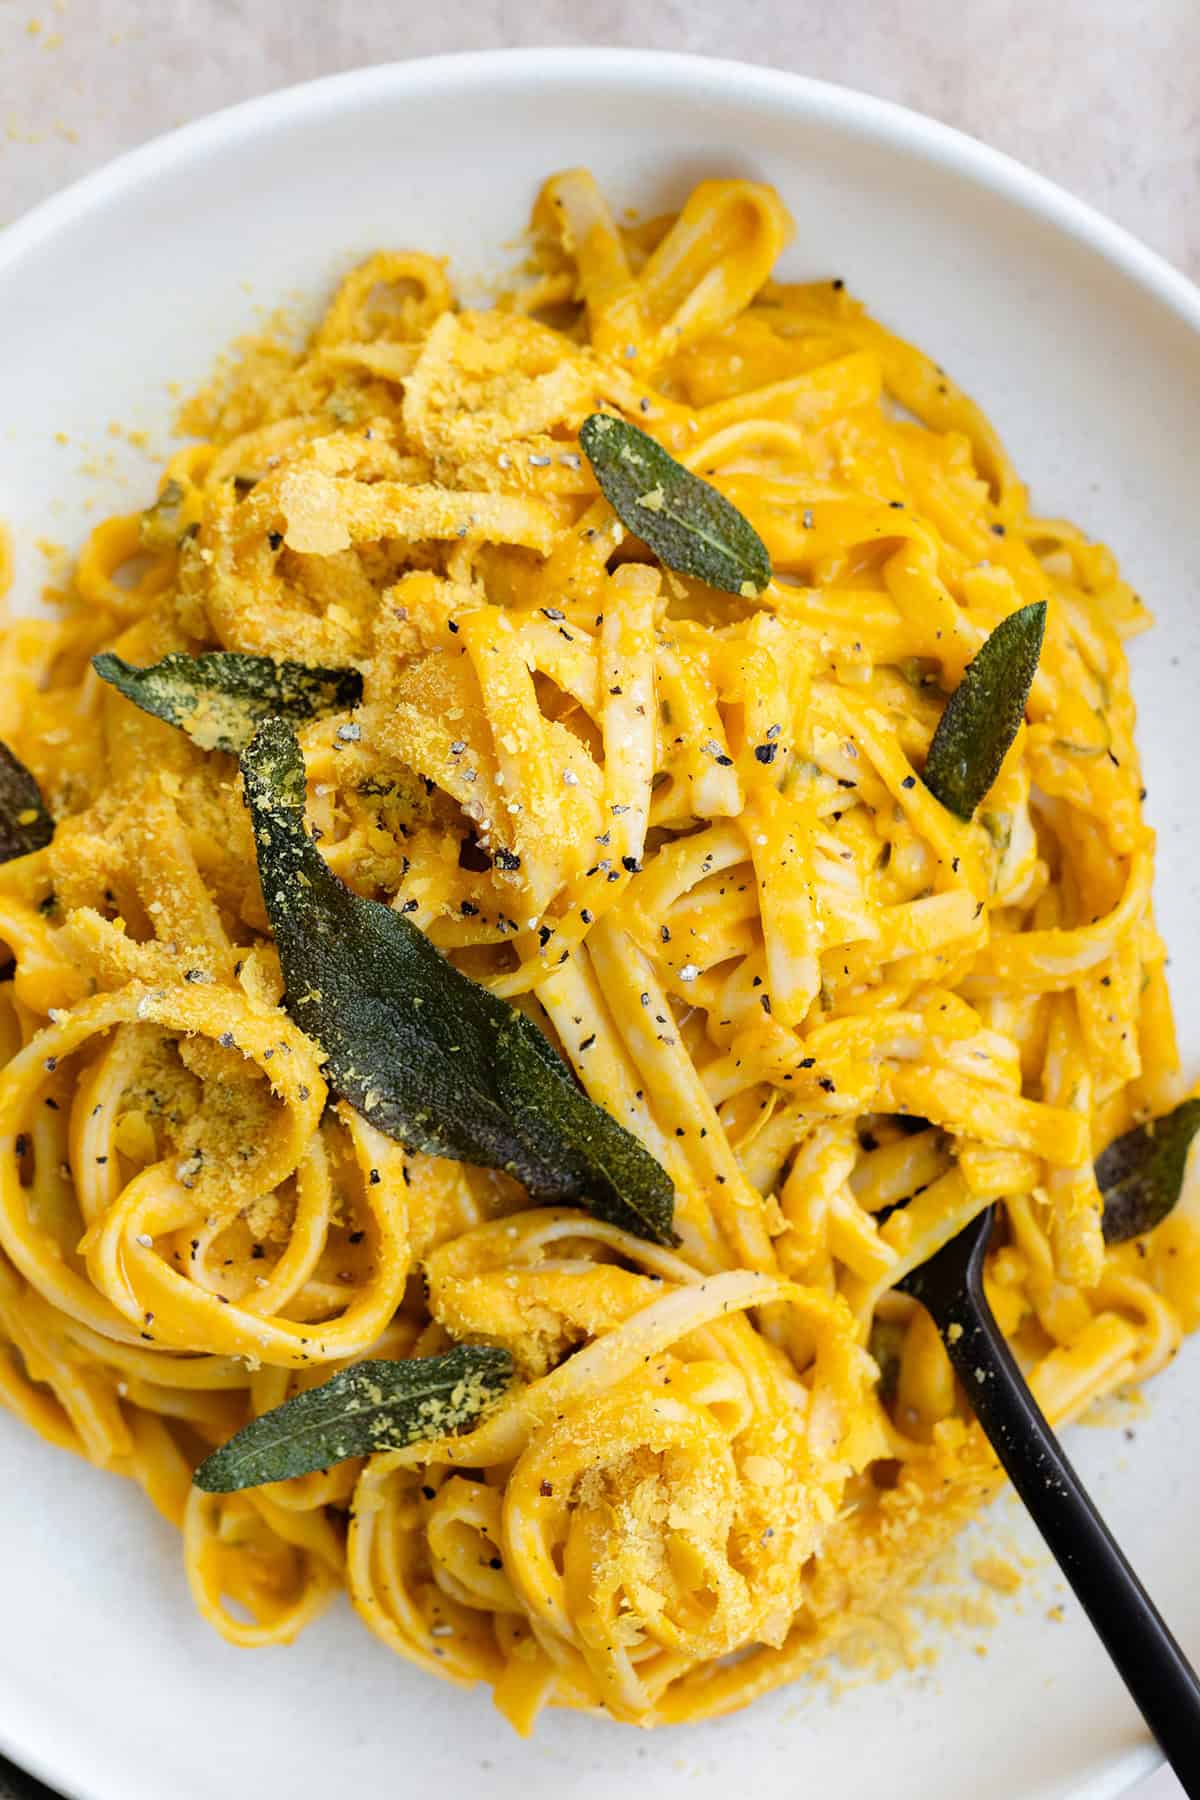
[0,169,1194,1732]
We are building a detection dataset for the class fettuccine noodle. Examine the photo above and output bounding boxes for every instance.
[0,169,1195,1731]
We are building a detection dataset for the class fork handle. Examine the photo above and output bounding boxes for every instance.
[935,1282,1200,1792]
[0,1752,61,1799]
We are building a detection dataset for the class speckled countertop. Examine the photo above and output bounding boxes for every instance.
[1,0,1197,282]
[0,5,1196,1798]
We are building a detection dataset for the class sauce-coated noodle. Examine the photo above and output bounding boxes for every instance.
[0,169,1194,1731]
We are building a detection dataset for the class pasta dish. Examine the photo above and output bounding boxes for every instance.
[0,168,1196,1734]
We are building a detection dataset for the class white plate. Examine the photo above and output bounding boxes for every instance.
[1,48,1198,1800]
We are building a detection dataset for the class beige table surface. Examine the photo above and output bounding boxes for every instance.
[1,0,1198,281]
[0,4,1197,1798]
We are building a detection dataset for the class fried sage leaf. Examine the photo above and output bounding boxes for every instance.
[922,601,1047,820]
[867,1316,905,1406]
[193,1346,513,1492]
[579,412,771,597]
[92,651,363,755]
[139,477,189,552]
[0,740,53,863]
[1098,1099,1200,1244]
[241,718,676,1244]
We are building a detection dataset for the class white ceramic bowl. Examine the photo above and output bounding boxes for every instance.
[1,49,1198,1800]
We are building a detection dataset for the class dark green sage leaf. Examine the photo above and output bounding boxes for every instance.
[579,412,771,597]
[0,740,53,863]
[1098,1098,1200,1244]
[139,477,188,552]
[922,601,1047,820]
[92,651,363,755]
[241,718,676,1244]
[868,1316,905,1406]
[193,1346,513,1492]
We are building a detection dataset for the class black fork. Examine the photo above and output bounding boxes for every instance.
[899,1205,1200,1792]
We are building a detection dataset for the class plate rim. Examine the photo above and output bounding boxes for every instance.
[1,46,1199,331]
[0,45,1195,1800]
